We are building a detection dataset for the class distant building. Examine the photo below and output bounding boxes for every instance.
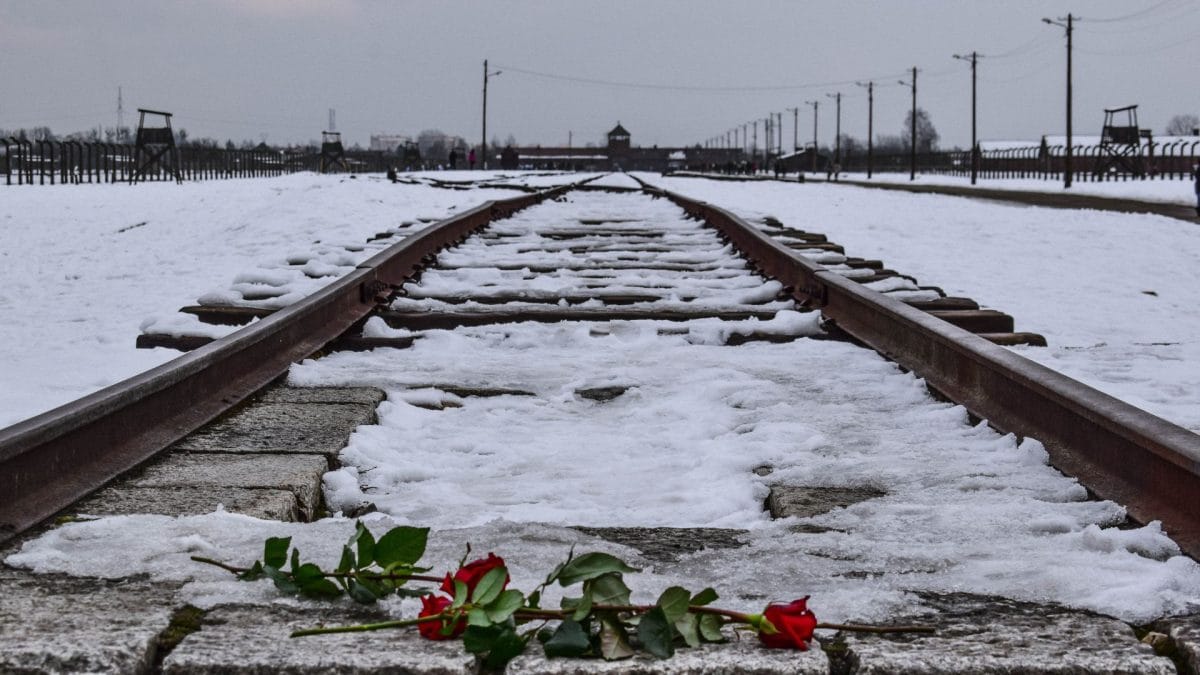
[369,134,413,153]
[510,122,740,172]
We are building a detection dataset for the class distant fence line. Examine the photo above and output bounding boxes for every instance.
[839,140,1200,182]
[0,138,391,185]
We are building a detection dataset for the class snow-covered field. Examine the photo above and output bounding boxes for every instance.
[651,174,1200,434]
[815,171,1199,207]
[5,172,1200,627]
[0,171,576,428]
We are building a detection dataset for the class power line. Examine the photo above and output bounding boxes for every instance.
[492,64,914,93]
[1079,0,1183,23]
[1077,1,1199,33]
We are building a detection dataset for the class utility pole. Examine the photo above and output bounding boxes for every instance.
[953,52,980,184]
[117,86,125,141]
[1043,14,1074,188]
[752,120,759,170]
[856,81,874,178]
[899,67,917,180]
[805,100,819,173]
[482,59,502,170]
[776,112,783,155]
[786,107,799,152]
[826,92,842,169]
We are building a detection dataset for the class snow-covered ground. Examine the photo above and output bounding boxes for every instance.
[807,171,1199,207]
[5,173,1200,628]
[0,172,556,428]
[650,174,1200,433]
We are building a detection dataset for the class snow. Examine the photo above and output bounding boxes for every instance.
[832,171,1199,206]
[5,172,1200,627]
[649,174,1200,433]
[0,173,529,428]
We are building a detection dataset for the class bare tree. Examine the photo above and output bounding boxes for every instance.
[1166,114,1199,136]
[902,108,940,153]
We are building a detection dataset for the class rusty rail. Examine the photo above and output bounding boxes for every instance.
[640,179,1200,558]
[0,183,574,542]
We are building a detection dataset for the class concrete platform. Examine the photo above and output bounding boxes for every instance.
[163,604,475,674]
[507,634,827,674]
[833,593,1173,674]
[124,453,328,519]
[72,485,302,521]
[0,568,179,674]
[171,402,378,459]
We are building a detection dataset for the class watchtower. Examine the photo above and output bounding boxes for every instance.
[607,122,631,151]
[319,131,348,173]
[1094,105,1149,178]
[130,109,182,184]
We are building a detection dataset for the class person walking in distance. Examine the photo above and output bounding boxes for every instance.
[468,148,477,170]
[449,149,458,170]
[1193,163,1200,218]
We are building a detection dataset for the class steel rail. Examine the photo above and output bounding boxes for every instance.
[640,180,1200,558]
[0,183,575,542]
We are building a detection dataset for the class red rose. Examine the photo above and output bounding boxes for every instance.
[758,597,818,650]
[440,552,509,597]
[417,594,466,640]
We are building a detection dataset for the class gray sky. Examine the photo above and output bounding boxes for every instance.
[1,0,1197,150]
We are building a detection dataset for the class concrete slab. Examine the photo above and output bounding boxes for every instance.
[72,485,301,521]
[162,604,476,674]
[837,592,1174,674]
[766,486,885,520]
[126,453,327,519]
[1157,613,1200,675]
[572,527,747,563]
[171,402,376,459]
[255,386,386,407]
[0,568,177,675]
[507,633,827,674]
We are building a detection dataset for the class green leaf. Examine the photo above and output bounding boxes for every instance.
[467,607,490,627]
[472,566,508,605]
[393,587,429,598]
[348,580,379,604]
[351,522,375,569]
[690,587,719,606]
[263,566,298,595]
[263,536,291,569]
[292,562,324,584]
[482,627,528,670]
[637,607,675,659]
[586,573,632,607]
[298,576,342,599]
[237,560,264,581]
[674,612,700,648]
[451,579,469,609]
[656,586,691,623]
[570,590,593,621]
[556,552,638,587]
[373,526,429,568]
[544,620,590,658]
[336,546,355,575]
[527,589,541,609]
[485,589,525,623]
[598,617,635,661]
[542,548,574,587]
[463,624,505,654]
[698,614,726,642]
[289,547,301,573]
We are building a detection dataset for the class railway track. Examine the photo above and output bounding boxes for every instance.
[2,174,1200,673]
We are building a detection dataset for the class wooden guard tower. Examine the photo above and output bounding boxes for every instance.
[319,131,348,173]
[131,109,182,184]
[1095,105,1149,178]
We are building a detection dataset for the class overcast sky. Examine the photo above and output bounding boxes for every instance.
[1,1,1197,150]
